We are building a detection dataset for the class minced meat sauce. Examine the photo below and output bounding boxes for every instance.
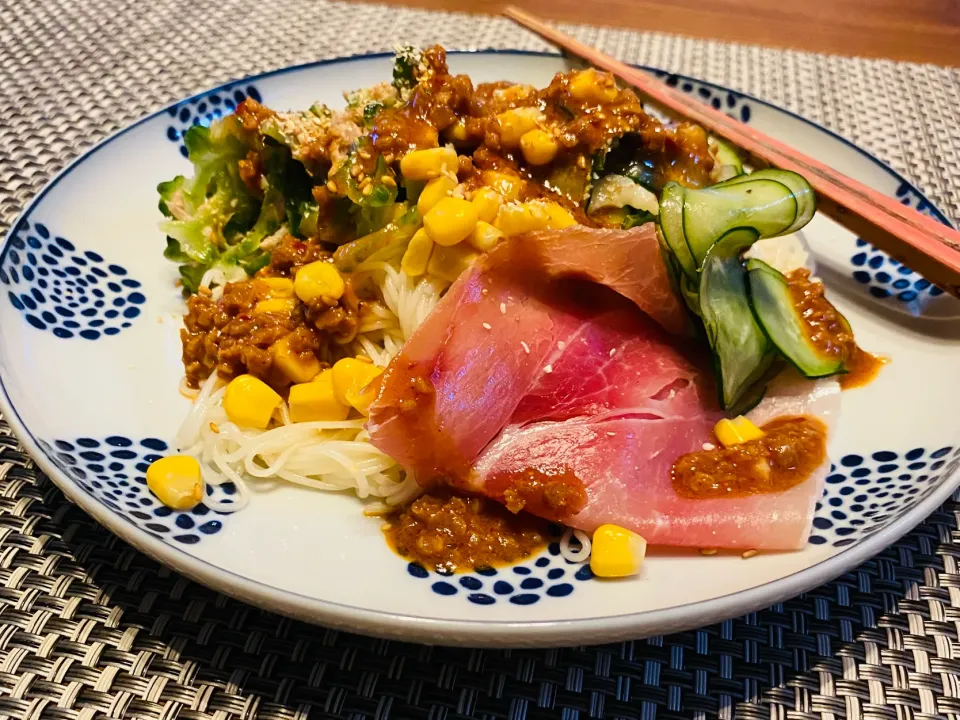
[786,269,885,389]
[385,490,550,574]
[180,235,360,390]
[672,416,827,499]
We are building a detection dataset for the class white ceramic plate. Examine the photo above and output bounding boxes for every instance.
[2,51,958,647]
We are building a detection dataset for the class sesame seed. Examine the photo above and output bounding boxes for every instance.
[209,422,220,434]
[500,302,506,314]
[350,164,362,178]
[326,180,337,193]
[359,149,372,160]
[362,185,373,196]
[544,364,553,373]
[482,322,492,330]
[557,341,565,350]
[606,431,616,437]
[741,549,758,559]
[521,341,530,354]
[381,522,393,532]
[702,442,716,451]
[384,153,395,164]
[482,288,489,295]
[382,176,397,188]
[609,348,617,357]
[699,548,717,556]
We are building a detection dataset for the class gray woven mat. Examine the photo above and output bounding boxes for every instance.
[2,1,960,717]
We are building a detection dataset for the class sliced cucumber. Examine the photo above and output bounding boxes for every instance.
[699,227,773,410]
[746,258,847,378]
[710,137,744,182]
[680,273,702,317]
[715,169,815,236]
[682,180,799,267]
[657,183,698,281]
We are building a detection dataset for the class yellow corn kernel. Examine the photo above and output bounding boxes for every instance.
[714,416,765,448]
[496,107,544,148]
[568,68,619,103]
[424,196,480,247]
[294,260,344,303]
[472,187,502,223]
[146,455,204,510]
[399,146,458,181]
[331,358,384,413]
[289,371,350,423]
[492,84,536,103]
[467,221,503,252]
[262,277,295,298]
[445,119,468,143]
[401,228,435,277]
[254,298,298,315]
[417,174,457,215]
[223,374,282,429]
[494,201,551,236]
[481,170,523,202]
[427,243,480,283]
[272,335,321,384]
[520,129,559,166]
[543,202,578,229]
[590,524,647,578]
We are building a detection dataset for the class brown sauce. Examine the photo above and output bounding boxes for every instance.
[385,490,550,574]
[786,269,885,389]
[486,467,588,520]
[671,416,827,499]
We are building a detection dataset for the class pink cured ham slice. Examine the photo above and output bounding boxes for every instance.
[367,226,838,550]
[475,373,839,550]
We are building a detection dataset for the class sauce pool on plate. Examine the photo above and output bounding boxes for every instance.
[384,490,550,574]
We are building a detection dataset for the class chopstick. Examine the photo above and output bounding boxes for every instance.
[503,6,960,299]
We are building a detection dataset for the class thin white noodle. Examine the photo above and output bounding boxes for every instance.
[559,528,593,563]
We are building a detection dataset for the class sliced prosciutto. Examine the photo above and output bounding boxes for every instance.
[367,226,837,550]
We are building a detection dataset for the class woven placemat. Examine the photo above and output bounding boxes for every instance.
[2,1,960,718]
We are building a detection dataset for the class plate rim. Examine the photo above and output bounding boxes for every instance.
[1,48,956,646]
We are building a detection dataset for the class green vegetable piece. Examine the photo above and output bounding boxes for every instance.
[699,227,774,410]
[709,137,743,182]
[657,183,697,281]
[746,258,848,378]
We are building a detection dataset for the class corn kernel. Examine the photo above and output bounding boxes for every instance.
[520,128,559,166]
[543,202,578,229]
[254,298,298,315]
[467,221,503,252]
[496,107,545,148]
[424,196,479,247]
[417,174,457,215]
[714,416,765,447]
[331,358,384,413]
[472,187,502,223]
[445,119,468,143]
[294,260,344,303]
[223,374,282,429]
[272,335,321,384]
[494,201,551,236]
[399,146,458,181]
[568,68,619,103]
[146,455,203,510]
[427,243,480,283]
[590,524,647,578]
[261,277,295,298]
[401,228,434,277]
[289,370,350,422]
[481,170,523,202]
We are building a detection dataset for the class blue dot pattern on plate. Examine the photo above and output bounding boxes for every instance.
[849,182,950,308]
[36,437,237,544]
[0,221,145,340]
[651,70,753,124]
[166,82,263,156]
[406,538,594,604]
[811,446,960,548]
